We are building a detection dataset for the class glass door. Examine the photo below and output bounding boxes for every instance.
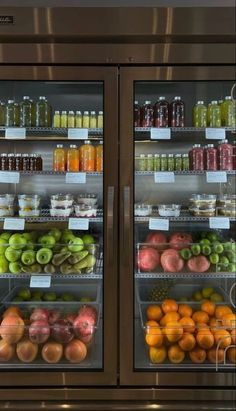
[120,67,236,386]
[0,66,118,386]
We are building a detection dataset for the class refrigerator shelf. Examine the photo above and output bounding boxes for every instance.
[11,171,102,176]
[0,273,103,280]
[134,215,236,223]
[135,170,236,176]
[0,126,103,140]
[135,272,236,279]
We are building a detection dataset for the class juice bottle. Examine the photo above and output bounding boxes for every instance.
[208,100,221,127]
[167,154,174,171]
[217,139,233,170]
[134,101,140,127]
[97,111,103,128]
[67,144,79,172]
[31,99,36,127]
[20,96,33,127]
[0,101,5,126]
[192,101,207,127]
[75,111,82,128]
[190,144,204,171]
[141,101,153,127]
[61,111,68,128]
[80,140,95,171]
[36,96,49,127]
[226,98,236,127]
[221,96,231,126]
[82,111,90,128]
[5,100,16,126]
[53,111,61,128]
[68,111,75,128]
[205,144,217,171]
[95,141,103,172]
[233,141,236,170]
[53,144,65,172]
[170,96,185,127]
[146,154,154,171]
[154,97,169,128]
[89,111,97,128]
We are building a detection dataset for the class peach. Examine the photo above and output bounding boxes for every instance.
[42,342,63,364]
[0,339,15,361]
[16,339,38,363]
[64,339,87,363]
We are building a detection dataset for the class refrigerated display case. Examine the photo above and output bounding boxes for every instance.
[120,67,236,387]
[0,67,118,386]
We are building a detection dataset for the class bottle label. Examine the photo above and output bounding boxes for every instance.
[206,171,227,183]
[151,128,171,140]
[4,218,25,230]
[154,172,175,183]
[30,275,51,288]
[0,171,20,183]
[66,172,86,184]
[205,128,225,140]
[149,218,169,231]
[68,128,88,140]
[5,128,26,139]
[209,217,230,229]
[68,218,89,230]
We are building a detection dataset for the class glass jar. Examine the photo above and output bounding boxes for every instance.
[192,101,207,127]
[153,97,169,128]
[233,141,236,170]
[167,154,174,171]
[36,96,49,127]
[53,144,65,172]
[182,154,189,171]
[205,144,217,171]
[15,154,23,171]
[0,102,5,126]
[170,96,185,127]
[138,154,146,171]
[75,111,82,128]
[68,111,75,128]
[141,101,153,127]
[134,101,140,127]
[153,154,161,171]
[29,154,37,171]
[174,154,182,171]
[61,111,68,128]
[5,100,20,127]
[0,153,8,170]
[36,154,43,171]
[82,111,90,128]
[217,139,233,170]
[160,154,168,171]
[89,111,97,128]
[8,153,16,171]
[208,100,221,127]
[95,141,103,172]
[67,144,79,172]
[22,154,30,171]
[80,140,95,171]
[20,96,33,127]
[97,111,103,128]
[53,111,61,128]
[146,154,154,171]
[190,144,204,171]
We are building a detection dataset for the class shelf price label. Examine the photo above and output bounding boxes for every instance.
[30,275,51,288]
[3,218,25,230]
[154,172,175,183]
[205,128,225,140]
[68,218,89,230]
[206,171,227,183]
[150,128,171,140]
[66,172,86,184]
[0,171,20,184]
[209,217,230,229]
[5,127,26,139]
[149,218,169,231]
[68,128,88,140]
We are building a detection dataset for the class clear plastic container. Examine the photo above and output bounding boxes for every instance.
[77,194,97,206]
[74,204,97,217]
[0,194,15,207]
[189,206,216,217]
[158,204,181,217]
[50,194,74,209]
[19,208,40,217]
[0,205,14,217]
[134,204,152,217]
[189,194,217,209]
[217,195,236,216]
[50,207,73,217]
[18,195,40,209]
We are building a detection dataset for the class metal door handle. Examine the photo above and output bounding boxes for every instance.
[123,186,131,256]
[107,186,114,266]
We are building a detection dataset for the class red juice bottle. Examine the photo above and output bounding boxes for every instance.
[153,96,169,128]
[191,144,204,171]
[140,101,153,127]
[217,139,233,170]
[170,96,185,127]
[134,100,140,127]
[205,144,217,171]
[233,141,236,170]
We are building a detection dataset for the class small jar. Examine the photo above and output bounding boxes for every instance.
[174,154,182,171]
[61,111,68,128]
[22,154,30,171]
[53,111,61,128]
[68,111,75,128]
[82,111,90,128]
[182,154,190,171]
[8,153,16,171]
[160,154,168,171]
[29,154,37,171]
[154,154,161,171]
[146,154,154,171]
[36,154,43,171]
[97,111,103,128]
[167,154,174,171]
[89,111,97,128]
[15,154,23,171]
[75,111,82,128]
[0,153,8,170]
[138,154,146,171]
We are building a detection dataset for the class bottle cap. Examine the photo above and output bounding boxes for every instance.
[98,111,103,115]
[69,145,77,148]
[225,96,232,100]
[83,111,89,115]
[144,101,151,105]
[197,101,204,104]
[140,154,145,157]
[54,110,60,114]
[134,101,139,105]
[174,96,181,100]
[39,96,46,100]
[56,144,63,148]
[99,140,103,144]
[7,100,14,103]
[159,96,166,100]
[8,153,14,157]
[90,111,96,115]
[154,154,160,157]
[76,111,82,115]
[207,144,214,148]
[22,154,29,157]
[219,139,228,144]
[68,111,74,115]
[23,96,30,100]
[15,153,22,157]
[193,144,201,147]
[168,154,174,157]
[175,154,182,157]
[85,140,91,144]
[147,154,153,158]
[61,111,67,114]
[161,154,167,157]
[211,100,218,104]
[182,154,189,157]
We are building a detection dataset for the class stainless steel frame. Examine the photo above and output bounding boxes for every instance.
[119,66,236,387]
[0,66,119,387]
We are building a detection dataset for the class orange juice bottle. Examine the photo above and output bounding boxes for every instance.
[80,140,95,171]
[67,144,79,172]
[53,144,65,172]
[95,141,103,172]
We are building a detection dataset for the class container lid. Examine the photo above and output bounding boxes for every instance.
[139,154,145,157]
[159,96,166,100]
[7,153,14,157]
[15,153,22,157]
[83,111,89,115]
[1,153,7,156]
[98,140,103,144]
[68,111,74,114]
[23,96,30,100]
[69,144,77,148]
[211,100,218,104]
[175,154,182,157]
[7,99,14,103]
[193,144,201,148]
[182,154,189,157]
[98,111,103,115]
[161,154,167,157]
[168,154,174,157]
[90,111,96,115]
[174,96,181,100]
[22,154,29,157]
[134,101,139,105]
[76,111,82,114]
[147,154,153,158]
[56,144,63,148]
[154,154,160,157]
[61,111,67,114]
[219,139,228,144]
[207,144,215,147]
[39,96,46,100]
[225,96,232,100]
[54,110,60,114]
[197,101,204,104]
[144,101,151,104]
[85,140,91,144]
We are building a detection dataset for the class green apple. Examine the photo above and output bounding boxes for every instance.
[223,242,233,252]
[0,238,8,255]
[29,231,38,243]
[82,234,95,245]
[68,237,84,253]
[212,242,224,254]
[21,232,32,242]
[79,296,92,302]
[5,246,22,263]
[207,232,220,242]
[0,255,9,274]
[210,253,219,264]
[48,228,62,242]
[228,263,236,272]
[38,235,56,249]
[43,292,57,302]
[18,288,31,301]
[0,232,12,241]
[61,293,75,302]
[25,241,35,251]
[31,291,43,299]
[227,251,236,263]
[9,233,27,250]
[9,261,22,274]
[61,230,75,245]
[21,250,36,266]
[60,246,69,253]
[36,247,53,264]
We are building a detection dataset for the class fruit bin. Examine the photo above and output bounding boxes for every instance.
[0,303,102,368]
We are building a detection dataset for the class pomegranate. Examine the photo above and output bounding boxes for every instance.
[137,247,160,272]
[73,305,97,339]
[160,249,184,273]
[169,232,193,250]
[51,319,74,344]
[48,310,61,325]
[30,308,49,323]
[29,320,50,344]
[187,256,210,273]
[145,231,168,250]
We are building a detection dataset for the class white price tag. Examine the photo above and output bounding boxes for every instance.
[205,128,225,140]
[154,172,175,183]
[149,218,169,231]
[30,275,51,288]
[209,217,230,229]
[66,172,86,184]
[4,218,25,230]
[68,128,88,140]
[0,171,20,184]
[151,128,171,140]
[68,218,89,230]
[206,171,227,183]
[5,128,26,139]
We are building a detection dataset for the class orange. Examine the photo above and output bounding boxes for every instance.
[189,346,206,364]
[196,329,214,350]
[164,321,183,343]
[207,348,224,364]
[192,310,209,324]
[178,304,193,318]
[222,313,236,330]
[227,347,236,364]
[201,301,215,317]
[231,329,236,344]
[146,305,163,322]
[145,320,163,347]
[195,323,209,332]
[215,306,233,320]
[179,316,195,334]
[149,346,167,364]
[168,344,185,364]
[214,329,232,349]
[178,332,196,352]
[209,317,222,334]
[160,312,180,327]
[161,299,178,314]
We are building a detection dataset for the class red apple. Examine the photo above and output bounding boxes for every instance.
[169,232,193,250]
[64,339,87,363]
[187,255,210,273]
[137,247,160,272]
[42,342,63,364]
[16,338,38,363]
[29,320,50,344]
[0,339,15,361]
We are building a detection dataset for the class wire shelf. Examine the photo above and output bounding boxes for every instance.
[135,170,236,176]
[135,272,236,279]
